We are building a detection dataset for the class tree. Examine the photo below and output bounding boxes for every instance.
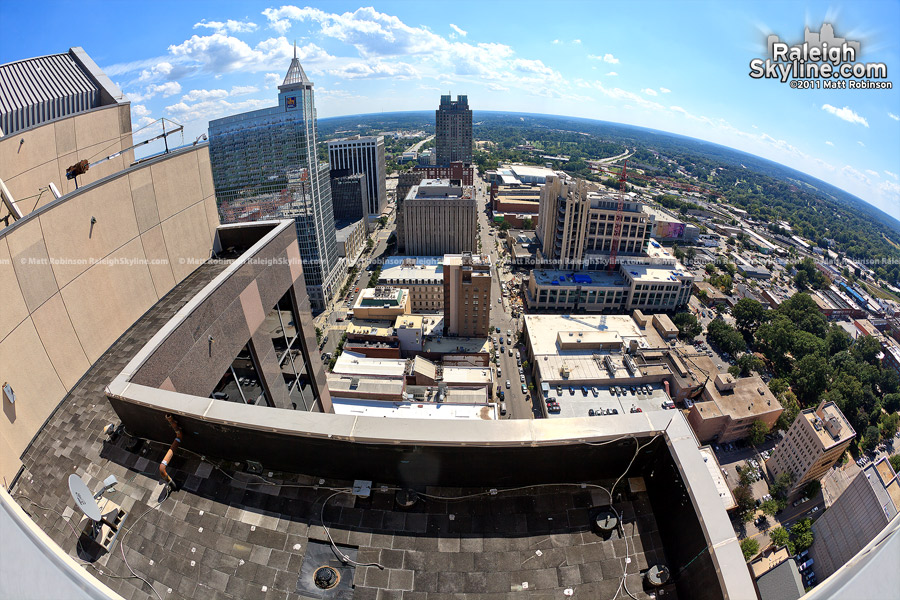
[315,327,323,345]
[880,412,900,439]
[791,354,829,405]
[885,393,900,414]
[770,527,791,551]
[852,335,883,366]
[733,485,755,514]
[862,425,881,451]
[748,420,769,446]
[802,480,821,499]
[707,319,746,355]
[732,298,767,337]
[768,378,789,396]
[790,519,814,553]
[377,216,388,227]
[499,219,512,232]
[760,499,779,517]
[739,469,755,488]
[770,472,794,504]
[365,237,375,253]
[736,354,766,377]
[705,263,717,275]
[740,538,760,561]
[522,217,534,230]
[672,312,702,340]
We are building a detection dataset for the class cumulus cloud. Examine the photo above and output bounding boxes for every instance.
[181,88,228,102]
[841,165,869,183]
[328,61,419,79]
[131,104,151,117]
[194,19,258,33]
[168,33,331,75]
[230,85,259,95]
[642,88,658,96]
[858,141,865,147]
[588,53,619,64]
[659,87,671,93]
[165,97,267,123]
[132,81,182,101]
[449,24,466,37]
[821,104,869,127]
[889,112,899,121]
[825,141,834,146]
[138,62,174,82]
[264,72,281,87]
[885,171,899,180]
[605,71,618,76]
[866,170,880,177]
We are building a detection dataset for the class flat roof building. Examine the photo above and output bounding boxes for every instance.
[334,217,366,266]
[686,374,783,444]
[378,256,444,313]
[435,94,472,165]
[402,179,476,256]
[327,135,387,216]
[443,252,492,337]
[329,171,368,222]
[767,401,856,493]
[352,286,411,319]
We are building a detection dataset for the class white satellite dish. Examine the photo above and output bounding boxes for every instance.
[68,474,102,522]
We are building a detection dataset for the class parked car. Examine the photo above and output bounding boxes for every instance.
[505,380,511,389]
[521,384,527,393]
[499,403,507,416]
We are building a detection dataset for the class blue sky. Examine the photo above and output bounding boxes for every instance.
[2,1,899,218]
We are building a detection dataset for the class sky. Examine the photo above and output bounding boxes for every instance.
[2,1,899,219]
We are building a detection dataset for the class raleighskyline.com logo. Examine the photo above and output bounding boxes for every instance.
[749,23,891,89]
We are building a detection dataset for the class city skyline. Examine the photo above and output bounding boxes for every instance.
[1,1,898,219]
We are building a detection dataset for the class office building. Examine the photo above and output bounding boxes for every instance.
[537,175,651,268]
[443,253,492,337]
[208,49,343,311]
[378,256,444,312]
[394,171,424,251]
[414,160,474,186]
[644,205,700,242]
[327,136,387,216]
[402,179,476,255]
[351,286,411,319]
[809,458,899,581]
[335,218,366,266]
[329,171,368,222]
[435,94,472,165]
[686,373,783,443]
[766,401,856,493]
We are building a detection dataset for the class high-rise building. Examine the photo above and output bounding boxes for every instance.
[402,179,476,256]
[330,171,368,222]
[327,136,387,216]
[537,175,651,269]
[435,94,472,166]
[208,49,343,311]
[443,253,492,337]
[395,171,424,251]
[809,458,899,581]
[766,401,856,493]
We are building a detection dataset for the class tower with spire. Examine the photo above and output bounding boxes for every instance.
[207,49,343,312]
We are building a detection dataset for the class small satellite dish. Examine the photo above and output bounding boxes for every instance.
[68,474,102,522]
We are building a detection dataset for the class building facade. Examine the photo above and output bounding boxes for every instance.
[378,256,444,313]
[435,94,472,165]
[402,179,476,256]
[537,175,652,269]
[443,253,492,337]
[766,401,856,493]
[208,51,343,311]
[327,136,387,216]
[335,218,367,266]
[686,374,783,444]
[330,171,368,222]
[394,171,424,251]
[808,458,899,581]
[413,161,474,186]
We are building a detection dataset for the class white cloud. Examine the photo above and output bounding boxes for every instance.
[230,85,259,96]
[143,81,181,99]
[885,171,899,180]
[165,97,268,123]
[168,33,331,75]
[821,104,869,127]
[659,87,671,93]
[572,39,582,44]
[264,72,281,87]
[889,112,899,121]
[138,62,174,82]
[825,141,834,146]
[449,24,467,37]
[135,116,156,128]
[181,88,228,102]
[588,53,620,64]
[858,141,865,147]
[194,19,258,33]
[605,71,618,77]
[642,88,658,96]
[328,61,419,80]
[670,106,687,114]
[131,104,151,117]
[841,165,869,184]
[866,170,880,177]
[551,39,561,45]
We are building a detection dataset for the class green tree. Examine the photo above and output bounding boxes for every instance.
[862,425,881,451]
[736,354,766,377]
[802,480,821,499]
[723,262,737,276]
[880,412,900,439]
[740,537,760,561]
[672,312,702,340]
[770,472,794,504]
[760,499,779,517]
[315,327,322,345]
[499,219,512,232]
[791,354,829,405]
[707,319,747,355]
[776,391,801,431]
[377,216,388,227]
[769,526,790,550]
[885,393,900,414]
[748,420,769,445]
[853,335,883,366]
[365,237,375,253]
[733,484,755,514]
[733,298,767,336]
[790,519,814,553]
[522,217,534,230]
[705,263,717,275]
[739,469,755,488]
[768,378,789,396]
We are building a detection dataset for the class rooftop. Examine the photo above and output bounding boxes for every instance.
[698,446,737,511]
[625,264,692,283]
[525,314,645,356]
[697,375,781,421]
[755,557,805,600]
[331,397,496,420]
[532,269,627,288]
[805,402,855,448]
[379,256,444,283]
[332,351,407,378]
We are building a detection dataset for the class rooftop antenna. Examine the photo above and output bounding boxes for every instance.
[294,40,297,59]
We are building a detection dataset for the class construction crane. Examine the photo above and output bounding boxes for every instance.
[65,119,184,188]
[607,159,627,271]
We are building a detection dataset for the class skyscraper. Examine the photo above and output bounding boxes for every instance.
[435,94,473,165]
[443,253,492,337]
[327,136,387,216]
[208,48,343,311]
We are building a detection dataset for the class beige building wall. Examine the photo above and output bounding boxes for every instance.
[0,144,218,482]
[403,196,476,255]
[443,254,492,337]
[0,104,134,218]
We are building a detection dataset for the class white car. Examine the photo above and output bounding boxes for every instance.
[505,380,511,389]
[498,297,502,303]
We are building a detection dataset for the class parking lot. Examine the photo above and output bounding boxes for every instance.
[542,383,672,418]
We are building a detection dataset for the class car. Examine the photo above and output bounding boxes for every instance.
[498,297,502,303]
[496,327,501,333]
[582,386,588,396]
[588,409,595,416]
[610,408,618,415]
[211,392,229,400]
[505,380,511,389]
[520,374,525,382]
[335,317,344,322]
[509,348,514,357]
[522,384,527,393]
[809,506,819,514]
[355,287,359,292]
[630,386,636,395]
[516,351,520,359]
[499,337,504,345]
[591,387,599,397]
[569,386,575,395]
[507,329,512,337]
[556,385,563,395]
[499,403,507,416]
[497,367,502,376]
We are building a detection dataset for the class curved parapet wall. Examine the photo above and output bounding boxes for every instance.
[0,144,219,481]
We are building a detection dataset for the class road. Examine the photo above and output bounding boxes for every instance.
[473,170,540,420]
[406,134,434,154]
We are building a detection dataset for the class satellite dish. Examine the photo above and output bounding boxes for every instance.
[68,474,102,522]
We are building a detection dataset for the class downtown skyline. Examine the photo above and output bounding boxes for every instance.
[1,0,898,219]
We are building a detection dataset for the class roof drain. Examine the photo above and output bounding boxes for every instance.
[159,415,182,490]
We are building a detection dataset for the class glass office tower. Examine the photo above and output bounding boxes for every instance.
[208,50,343,311]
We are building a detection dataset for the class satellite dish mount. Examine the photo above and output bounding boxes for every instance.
[68,473,128,554]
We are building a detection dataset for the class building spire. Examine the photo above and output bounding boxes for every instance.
[280,44,313,89]
[294,40,297,60]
